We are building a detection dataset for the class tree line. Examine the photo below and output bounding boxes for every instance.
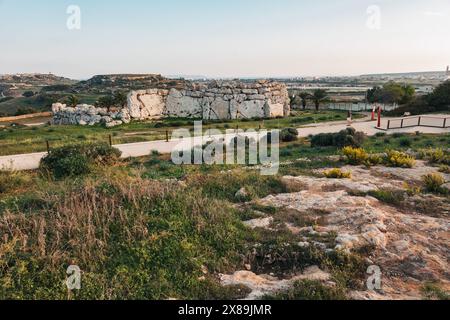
[291,80,449,114]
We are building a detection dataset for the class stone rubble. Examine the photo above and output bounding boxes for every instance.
[51,103,131,127]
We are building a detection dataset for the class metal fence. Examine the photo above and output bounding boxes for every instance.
[296,103,400,112]
[326,103,400,112]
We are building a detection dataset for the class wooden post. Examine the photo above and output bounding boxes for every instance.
[377,107,382,128]
[166,130,169,142]
[387,120,391,130]
[109,135,112,147]
[418,117,421,127]
[444,118,447,128]
[46,140,50,153]
[400,119,404,128]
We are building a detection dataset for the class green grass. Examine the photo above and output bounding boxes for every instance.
[263,280,347,300]
[0,110,353,156]
[421,283,449,300]
[368,189,406,206]
[364,133,450,153]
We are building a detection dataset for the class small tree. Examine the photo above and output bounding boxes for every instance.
[427,80,450,109]
[113,91,128,108]
[96,95,115,111]
[367,82,415,105]
[311,89,328,111]
[298,92,311,110]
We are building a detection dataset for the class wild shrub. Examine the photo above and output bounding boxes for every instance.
[439,165,450,174]
[366,154,383,166]
[310,133,334,147]
[421,283,450,300]
[280,128,299,142]
[40,143,122,178]
[398,137,412,148]
[419,148,448,165]
[311,128,366,148]
[263,280,347,300]
[403,182,422,196]
[385,150,415,168]
[342,147,368,165]
[422,173,446,193]
[323,168,352,179]
[392,132,405,139]
[369,189,405,206]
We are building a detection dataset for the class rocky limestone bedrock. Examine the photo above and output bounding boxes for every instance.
[52,80,291,127]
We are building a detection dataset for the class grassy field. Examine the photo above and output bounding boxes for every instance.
[1,131,448,300]
[0,110,354,156]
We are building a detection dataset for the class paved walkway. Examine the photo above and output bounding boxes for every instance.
[1,114,449,171]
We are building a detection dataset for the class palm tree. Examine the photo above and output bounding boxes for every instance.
[298,92,311,110]
[66,95,79,108]
[311,89,328,111]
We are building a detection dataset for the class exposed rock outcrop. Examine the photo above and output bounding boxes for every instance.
[227,162,449,300]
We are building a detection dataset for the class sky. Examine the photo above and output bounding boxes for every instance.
[0,0,449,79]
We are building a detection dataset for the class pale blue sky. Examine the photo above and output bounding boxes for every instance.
[0,0,449,79]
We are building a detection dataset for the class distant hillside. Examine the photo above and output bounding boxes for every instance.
[0,73,75,85]
[0,74,79,116]
[70,74,188,93]
[0,73,76,96]
[0,73,189,116]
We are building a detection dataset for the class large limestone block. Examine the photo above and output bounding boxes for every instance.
[166,89,203,118]
[230,100,266,119]
[51,103,66,113]
[207,97,230,120]
[139,93,166,119]
[127,91,144,119]
[265,102,285,118]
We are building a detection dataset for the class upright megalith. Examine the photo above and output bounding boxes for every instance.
[127,80,290,121]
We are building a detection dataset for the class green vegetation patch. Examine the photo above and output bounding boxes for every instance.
[40,143,122,179]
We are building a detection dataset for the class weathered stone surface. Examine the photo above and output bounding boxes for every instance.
[248,164,450,300]
[52,104,131,127]
[126,80,290,121]
[52,80,290,126]
[220,266,331,300]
